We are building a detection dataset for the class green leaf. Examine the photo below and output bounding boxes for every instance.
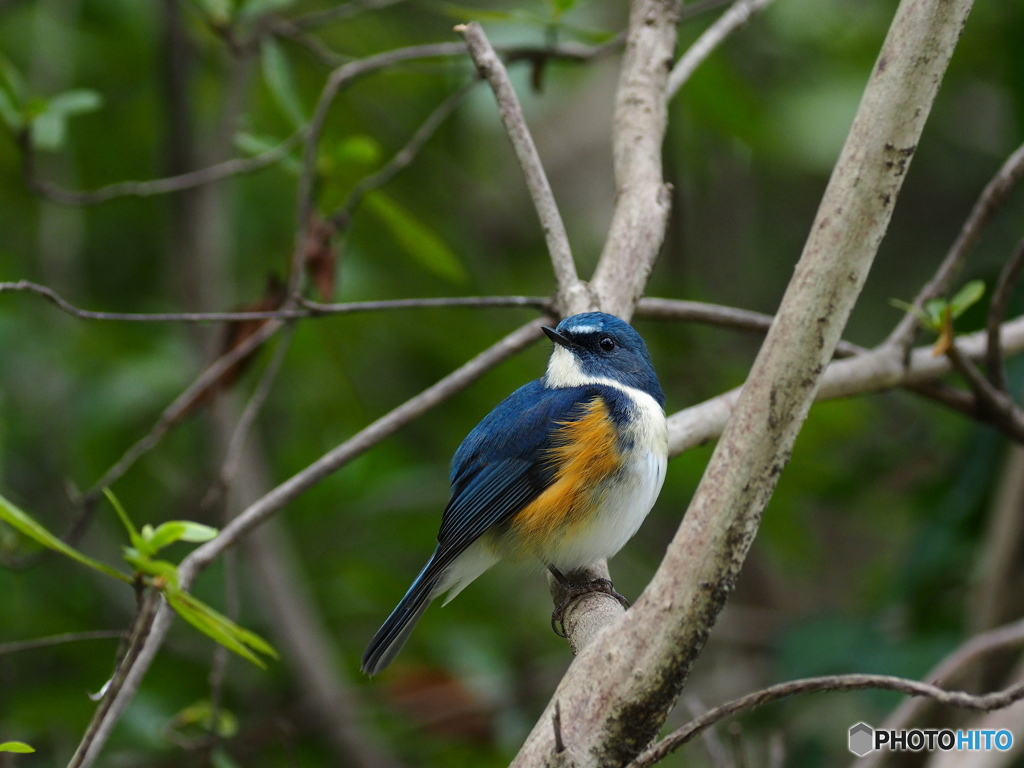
[103,488,145,552]
[0,87,22,132]
[239,0,295,18]
[0,490,131,583]
[121,552,179,585]
[0,742,34,754]
[47,89,103,117]
[192,0,233,24]
[889,297,928,322]
[145,521,218,552]
[334,135,382,169]
[924,298,947,328]
[165,587,278,668]
[365,192,467,284]
[261,38,304,129]
[950,279,985,318]
[29,90,103,151]
[170,699,239,738]
[30,110,66,150]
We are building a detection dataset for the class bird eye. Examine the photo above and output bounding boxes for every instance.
[599,335,615,352]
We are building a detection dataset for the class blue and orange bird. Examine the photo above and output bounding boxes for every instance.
[361,312,667,676]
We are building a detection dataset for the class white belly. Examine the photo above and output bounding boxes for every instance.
[546,387,668,572]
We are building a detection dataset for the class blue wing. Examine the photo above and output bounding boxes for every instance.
[433,381,599,566]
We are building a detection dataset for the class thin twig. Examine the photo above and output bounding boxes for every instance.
[71,319,551,767]
[331,79,478,228]
[628,674,1024,768]
[202,326,296,512]
[290,42,469,294]
[456,22,582,311]
[67,590,161,768]
[986,236,1024,391]
[888,141,1024,351]
[0,630,126,655]
[289,0,408,31]
[946,342,1024,442]
[20,130,304,207]
[81,319,284,507]
[855,617,1024,768]
[0,281,550,321]
[667,0,777,99]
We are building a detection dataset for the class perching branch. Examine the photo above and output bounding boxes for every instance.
[630,674,1024,768]
[456,22,584,313]
[512,1,975,765]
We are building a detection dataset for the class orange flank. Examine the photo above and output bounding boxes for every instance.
[500,397,621,558]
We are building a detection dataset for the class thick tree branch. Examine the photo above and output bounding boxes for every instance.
[513,2,974,765]
[588,0,680,321]
[456,22,583,313]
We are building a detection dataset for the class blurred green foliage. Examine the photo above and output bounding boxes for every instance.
[1,0,1023,766]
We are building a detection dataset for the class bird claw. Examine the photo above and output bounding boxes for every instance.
[550,577,630,638]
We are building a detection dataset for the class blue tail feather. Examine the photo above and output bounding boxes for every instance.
[361,555,442,676]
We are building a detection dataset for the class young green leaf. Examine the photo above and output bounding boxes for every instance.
[47,89,102,117]
[0,742,34,754]
[260,38,305,129]
[146,521,218,552]
[924,298,947,329]
[103,488,145,552]
[0,491,131,583]
[165,587,278,668]
[950,279,985,319]
[889,297,931,326]
[234,132,301,174]
[365,192,467,284]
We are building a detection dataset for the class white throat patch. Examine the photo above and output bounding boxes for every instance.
[545,345,586,388]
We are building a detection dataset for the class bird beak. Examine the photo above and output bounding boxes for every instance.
[542,326,573,349]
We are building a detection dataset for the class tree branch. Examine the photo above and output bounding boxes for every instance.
[67,318,551,767]
[667,314,1024,456]
[19,129,305,207]
[856,617,1024,768]
[886,140,1024,351]
[513,1,975,764]
[631,674,1024,768]
[667,0,777,100]
[0,630,125,655]
[587,0,680,321]
[986,237,1024,391]
[456,22,583,313]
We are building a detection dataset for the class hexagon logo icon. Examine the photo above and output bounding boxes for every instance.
[849,722,875,756]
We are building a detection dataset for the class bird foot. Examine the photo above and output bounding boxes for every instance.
[550,576,630,638]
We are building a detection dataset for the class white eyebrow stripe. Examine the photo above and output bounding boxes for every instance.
[564,325,600,335]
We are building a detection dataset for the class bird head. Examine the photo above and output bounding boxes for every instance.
[542,312,664,406]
